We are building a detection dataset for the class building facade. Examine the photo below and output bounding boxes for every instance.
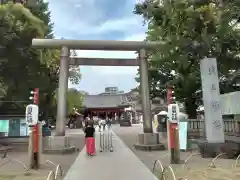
[98,87,124,95]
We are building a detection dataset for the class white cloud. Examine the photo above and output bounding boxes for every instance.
[97,16,143,34]
[53,0,148,91]
[51,3,144,37]
[49,0,104,36]
[124,33,146,41]
[74,33,146,75]
[56,15,144,36]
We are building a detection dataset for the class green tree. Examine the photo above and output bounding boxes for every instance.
[69,50,81,85]
[0,2,45,113]
[67,88,83,115]
[0,1,82,117]
[134,0,240,118]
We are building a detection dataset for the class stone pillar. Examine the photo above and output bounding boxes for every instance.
[55,46,69,136]
[134,49,165,151]
[42,46,75,154]
[139,49,153,133]
[198,58,225,158]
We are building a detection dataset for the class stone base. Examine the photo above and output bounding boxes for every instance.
[198,140,240,159]
[42,136,76,154]
[120,121,132,127]
[132,118,137,124]
[134,133,165,151]
[158,132,167,140]
[186,139,199,151]
[198,141,220,158]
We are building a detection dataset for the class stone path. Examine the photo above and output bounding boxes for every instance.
[63,129,158,180]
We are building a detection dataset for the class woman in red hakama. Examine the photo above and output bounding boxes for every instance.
[84,120,96,156]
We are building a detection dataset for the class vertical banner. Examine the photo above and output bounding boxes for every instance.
[179,122,188,150]
[167,87,173,105]
[167,87,172,151]
[32,124,40,153]
[169,123,178,148]
[33,88,39,104]
[200,58,224,143]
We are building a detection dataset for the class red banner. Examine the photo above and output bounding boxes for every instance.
[33,88,39,105]
[32,123,39,153]
[169,123,178,148]
[167,87,172,105]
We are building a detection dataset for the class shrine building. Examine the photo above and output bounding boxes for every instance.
[82,94,131,122]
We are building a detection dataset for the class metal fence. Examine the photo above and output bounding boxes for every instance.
[99,131,114,152]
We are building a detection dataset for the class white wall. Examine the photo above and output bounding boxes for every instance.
[221,91,240,115]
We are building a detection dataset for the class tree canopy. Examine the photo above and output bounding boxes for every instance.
[67,88,83,115]
[134,0,240,118]
[0,1,83,117]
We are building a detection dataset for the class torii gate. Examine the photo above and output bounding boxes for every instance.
[32,39,165,151]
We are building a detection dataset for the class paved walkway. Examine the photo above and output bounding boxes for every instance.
[63,129,158,180]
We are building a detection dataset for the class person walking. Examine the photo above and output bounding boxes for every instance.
[98,119,102,132]
[84,120,96,156]
[106,118,112,129]
[102,118,106,131]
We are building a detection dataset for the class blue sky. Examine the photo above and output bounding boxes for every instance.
[48,0,147,94]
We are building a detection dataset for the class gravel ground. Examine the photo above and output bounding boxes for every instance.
[2,126,238,180]
[0,129,86,180]
[112,124,238,174]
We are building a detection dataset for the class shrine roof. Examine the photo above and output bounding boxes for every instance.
[83,95,129,108]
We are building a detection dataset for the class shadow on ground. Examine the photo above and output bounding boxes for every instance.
[112,125,238,173]
[0,129,86,180]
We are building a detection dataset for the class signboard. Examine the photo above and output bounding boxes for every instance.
[25,104,39,126]
[179,122,188,150]
[167,103,179,123]
[200,58,224,143]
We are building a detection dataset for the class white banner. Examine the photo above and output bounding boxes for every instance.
[167,103,179,123]
[25,104,39,126]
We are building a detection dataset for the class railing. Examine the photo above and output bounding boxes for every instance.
[223,119,240,135]
[187,118,240,138]
[187,119,204,138]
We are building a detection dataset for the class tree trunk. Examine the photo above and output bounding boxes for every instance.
[184,97,197,119]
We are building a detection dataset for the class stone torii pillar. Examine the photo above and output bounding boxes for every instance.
[55,46,69,136]
[133,49,165,151]
[139,49,152,133]
[42,46,75,154]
